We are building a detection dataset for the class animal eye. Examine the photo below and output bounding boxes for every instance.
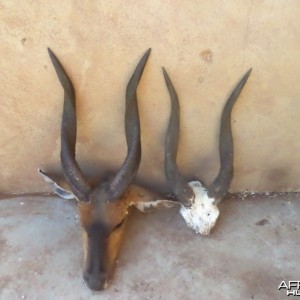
[114,219,125,230]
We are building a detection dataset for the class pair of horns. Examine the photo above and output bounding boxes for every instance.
[48,47,251,205]
[163,67,252,206]
[48,48,151,202]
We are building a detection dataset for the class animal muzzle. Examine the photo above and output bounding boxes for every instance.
[83,270,109,291]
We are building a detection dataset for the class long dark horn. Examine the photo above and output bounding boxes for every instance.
[107,49,151,201]
[207,69,252,202]
[163,68,195,207]
[48,48,93,202]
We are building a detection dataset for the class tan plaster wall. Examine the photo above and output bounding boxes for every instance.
[0,1,300,194]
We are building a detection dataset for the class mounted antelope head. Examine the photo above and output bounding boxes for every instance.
[162,67,252,234]
[39,49,176,291]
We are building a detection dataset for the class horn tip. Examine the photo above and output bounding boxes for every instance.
[47,48,58,65]
[142,48,151,59]
[142,48,151,61]
[162,67,170,80]
[244,68,252,79]
[237,68,252,89]
[47,47,54,57]
[162,68,173,89]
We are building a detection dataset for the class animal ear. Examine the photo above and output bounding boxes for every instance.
[38,169,77,200]
[127,185,179,212]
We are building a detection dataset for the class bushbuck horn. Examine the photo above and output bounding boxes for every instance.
[107,49,151,201]
[48,48,93,202]
[207,69,252,202]
[163,68,195,207]
[162,67,251,234]
[40,48,177,291]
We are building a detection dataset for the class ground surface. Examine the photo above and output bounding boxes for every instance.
[0,194,299,299]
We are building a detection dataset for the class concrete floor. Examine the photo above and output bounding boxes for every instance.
[0,194,299,300]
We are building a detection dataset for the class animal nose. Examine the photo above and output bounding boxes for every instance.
[83,271,109,291]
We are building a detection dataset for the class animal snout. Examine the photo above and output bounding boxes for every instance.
[83,271,109,291]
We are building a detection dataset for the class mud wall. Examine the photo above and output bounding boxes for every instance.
[0,1,300,193]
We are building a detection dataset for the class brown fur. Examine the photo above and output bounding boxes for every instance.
[77,184,168,289]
